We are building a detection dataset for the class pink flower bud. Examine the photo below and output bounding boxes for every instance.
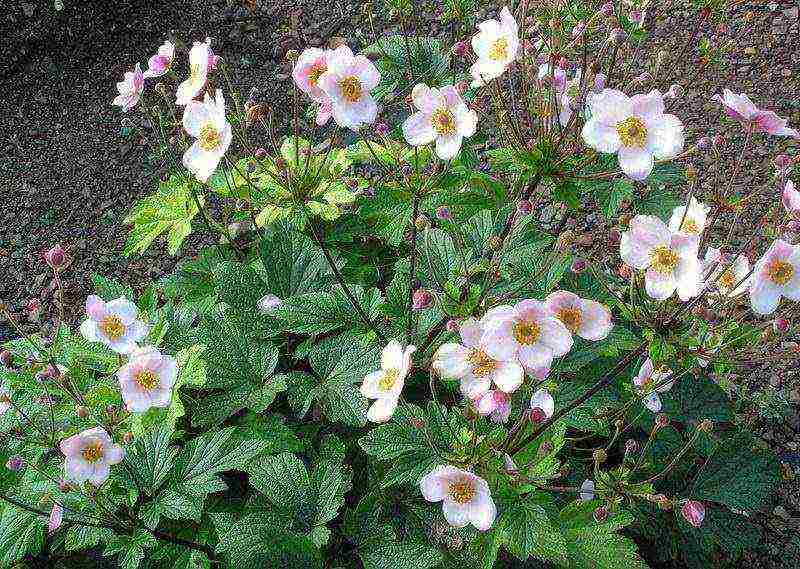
[43,244,67,270]
[593,72,607,92]
[713,134,724,147]
[681,500,705,527]
[374,121,389,136]
[529,407,547,423]
[774,154,792,169]
[446,319,459,333]
[572,21,587,38]
[571,258,587,273]
[618,263,632,280]
[452,41,468,57]
[629,10,643,24]
[6,455,24,472]
[455,81,468,94]
[593,506,609,522]
[697,136,712,150]
[58,479,72,492]
[436,206,452,220]
[255,147,267,159]
[655,413,670,429]
[412,289,433,310]
[773,317,790,334]
[517,199,532,214]
[600,2,614,16]
[610,28,627,44]
[257,293,282,313]
[608,228,621,244]
[0,350,11,368]
[665,84,683,99]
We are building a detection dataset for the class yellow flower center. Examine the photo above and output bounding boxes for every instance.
[513,320,541,345]
[467,349,498,377]
[135,370,159,391]
[99,315,125,341]
[616,116,648,148]
[649,246,679,274]
[308,64,326,87]
[448,480,476,504]
[431,108,457,136]
[81,441,104,463]
[488,37,509,61]
[767,260,794,286]
[717,269,736,290]
[378,368,400,391]
[557,307,583,333]
[680,218,700,234]
[189,63,203,83]
[338,76,362,103]
[198,124,221,152]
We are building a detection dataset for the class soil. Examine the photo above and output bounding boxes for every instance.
[1,0,799,566]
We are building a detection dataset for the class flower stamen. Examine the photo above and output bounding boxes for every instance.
[557,307,583,333]
[467,349,498,377]
[616,116,648,148]
[488,38,509,61]
[767,260,794,285]
[513,320,541,345]
[198,124,222,151]
[339,76,362,103]
[308,64,326,87]
[99,316,125,341]
[81,441,104,463]
[448,480,476,504]
[649,246,679,274]
[431,109,457,136]
[378,368,400,391]
[135,370,159,391]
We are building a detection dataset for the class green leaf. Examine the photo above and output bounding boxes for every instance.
[0,507,43,565]
[666,373,732,423]
[259,224,338,298]
[595,179,635,220]
[358,541,443,569]
[122,423,178,496]
[91,273,134,301]
[272,285,383,336]
[564,526,648,569]
[64,524,114,551]
[104,530,158,569]
[501,498,568,563]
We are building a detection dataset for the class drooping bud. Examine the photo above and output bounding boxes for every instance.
[610,28,627,45]
[452,41,468,57]
[122,432,135,444]
[697,419,714,433]
[435,206,452,221]
[774,154,793,169]
[608,228,621,244]
[255,147,267,160]
[446,319,459,333]
[593,506,609,522]
[628,10,643,24]
[655,494,672,510]
[6,455,24,472]
[529,407,547,423]
[773,317,790,334]
[665,84,683,99]
[76,405,90,418]
[570,258,587,273]
[0,350,11,368]
[655,413,670,429]
[517,199,532,215]
[713,134,724,148]
[412,289,433,310]
[681,500,705,527]
[572,21,587,39]
[488,235,503,250]
[374,121,389,137]
[43,244,67,270]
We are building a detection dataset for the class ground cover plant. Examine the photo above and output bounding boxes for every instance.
[2,0,799,567]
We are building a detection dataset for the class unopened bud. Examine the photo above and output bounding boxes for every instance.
[6,455,24,472]
[774,154,793,169]
[570,259,587,273]
[415,214,430,231]
[0,350,11,368]
[452,41,468,57]
[374,121,389,137]
[697,136,711,150]
[76,405,90,418]
[410,418,426,429]
[600,2,614,16]
[455,81,468,94]
[698,419,713,433]
[610,28,627,44]
[681,500,705,527]
[122,432,134,444]
[629,10,643,24]
[275,157,287,170]
[488,235,502,250]
[773,317,790,334]
[255,147,267,160]
[446,319,459,333]
[685,165,698,181]
[655,413,670,429]
[593,506,609,522]
[593,449,607,464]
[665,84,683,99]
[412,289,433,310]
[436,206,452,221]
[655,493,672,510]
[58,479,72,492]
[624,439,638,454]
[529,407,547,423]
[43,244,67,270]
[618,263,632,280]
[593,72,607,92]
[517,199,532,215]
[538,441,553,456]
[713,134,724,147]
[572,21,587,39]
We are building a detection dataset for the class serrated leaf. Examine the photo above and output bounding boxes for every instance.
[501,499,568,563]
[0,507,43,565]
[272,285,382,336]
[259,224,338,297]
[359,541,443,569]
[122,423,178,496]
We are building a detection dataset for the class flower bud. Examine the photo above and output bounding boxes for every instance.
[593,449,607,464]
[452,41,468,57]
[570,259,587,273]
[436,206,452,221]
[412,289,433,310]
[698,419,713,433]
[488,235,503,250]
[415,214,430,231]
[774,154,793,169]
[713,134,724,147]
[516,199,532,215]
[76,405,90,418]
[26,298,41,322]
[58,479,72,492]
[572,21,587,39]
[43,244,67,270]
[629,10,643,24]
[697,136,712,150]
[618,263,632,280]
[593,506,609,522]
[6,455,24,471]
[655,413,670,429]
[255,147,267,160]
[374,121,389,137]
[685,165,698,181]
[529,407,547,423]
[122,432,135,444]
[681,500,705,527]
[655,494,672,510]
[610,28,627,45]
[455,81,468,94]
[538,441,554,456]
[275,157,287,171]
[446,319,459,333]
[624,439,638,454]
[0,350,11,368]
[600,2,614,16]
[773,317,790,334]
[593,72,607,92]
[257,293,282,313]
[665,84,683,99]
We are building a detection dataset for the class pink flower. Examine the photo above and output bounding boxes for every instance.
[116,346,178,413]
[176,39,212,106]
[432,318,524,397]
[360,341,416,422]
[633,359,673,412]
[315,99,333,126]
[420,465,496,530]
[111,63,144,112]
[668,197,710,237]
[143,40,175,78]
[402,83,478,160]
[529,388,554,423]
[59,427,124,486]
[620,215,701,301]
[318,45,381,130]
[475,390,511,423]
[481,300,573,371]
[545,290,613,341]
[782,180,800,216]
[182,89,232,182]
[713,89,799,138]
[582,89,684,180]
[681,500,706,528]
[48,503,64,534]
[80,295,148,355]
[293,47,330,102]
[701,247,750,298]
[749,239,800,315]
[470,7,519,87]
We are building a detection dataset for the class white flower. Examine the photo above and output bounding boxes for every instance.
[620,215,701,301]
[420,465,496,530]
[59,427,124,486]
[176,38,212,106]
[701,247,750,299]
[318,45,381,130]
[80,295,148,354]
[544,290,613,341]
[402,84,478,160]
[529,388,555,423]
[111,63,144,112]
[749,239,800,315]
[669,197,710,237]
[633,359,673,412]
[360,341,416,422]
[470,6,519,87]
[782,179,800,216]
[143,40,175,79]
[116,347,178,413]
[182,89,232,182]
[432,318,524,398]
[579,479,595,501]
[582,89,684,180]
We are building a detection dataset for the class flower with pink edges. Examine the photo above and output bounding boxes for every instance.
[701,247,750,299]
[545,290,613,341]
[318,45,381,130]
[432,317,524,398]
[713,89,799,138]
[176,38,212,106]
[80,295,148,355]
[681,500,706,528]
[633,358,673,413]
[48,503,64,534]
[475,390,511,423]
[470,7,519,88]
[420,465,496,530]
[143,40,175,79]
[59,427,124,486]
[481,300,573,371]
[669,197,710,237]
[116,346,178,413]
[360,340,416,423]
[582,89,684,180]
[529,388,555,423]
[620,215,701,301]
[749,239,800,315]
[782,179,800,216]
[293,47,330,102]
[111,63,144,112]
[182,89,232,182]
[402,83,478,160]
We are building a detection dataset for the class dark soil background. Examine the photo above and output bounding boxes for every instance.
[1,0,799,567]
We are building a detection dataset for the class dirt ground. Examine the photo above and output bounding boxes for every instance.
[1,0,798,566]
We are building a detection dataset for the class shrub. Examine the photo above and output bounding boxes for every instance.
[2,2,798,567]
